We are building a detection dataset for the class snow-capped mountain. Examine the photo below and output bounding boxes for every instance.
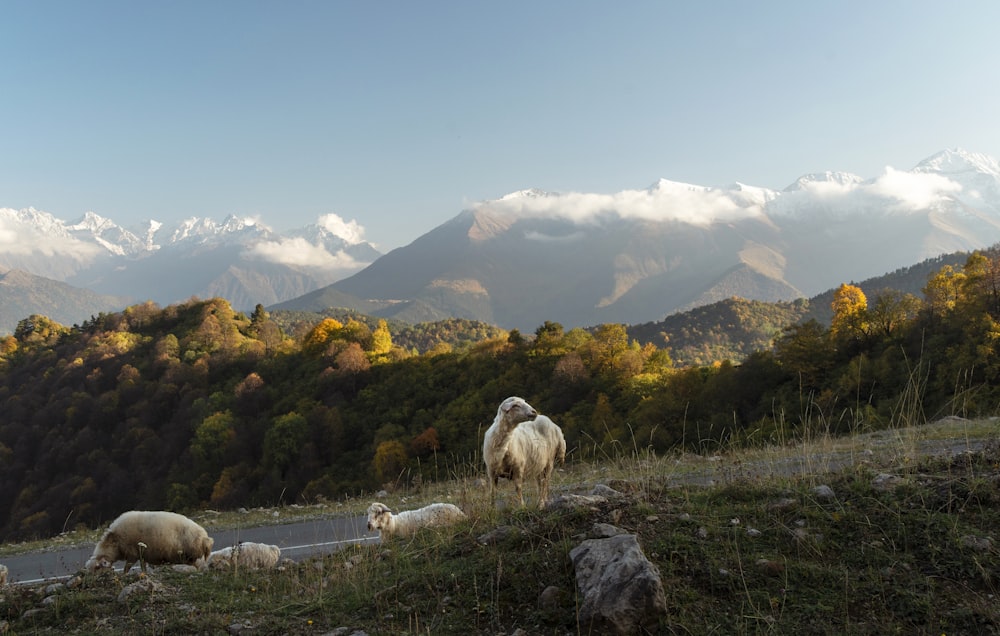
[5,148,1000,334]
[0,208,382,331]
[278,148,1000,331]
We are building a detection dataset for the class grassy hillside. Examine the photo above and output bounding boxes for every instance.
[3,418,999,634]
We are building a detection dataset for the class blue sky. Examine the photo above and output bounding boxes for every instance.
[2,1,999,251]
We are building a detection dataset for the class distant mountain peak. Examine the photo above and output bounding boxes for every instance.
[499,188,551,200]
[914,148,1000,177]
[647,178,708,193]
[784,171,866,192]
[69,210,114,231]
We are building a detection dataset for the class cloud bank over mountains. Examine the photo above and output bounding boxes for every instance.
[0,208,372,272]
[475,150,989,229]
[2,147,999,330]
[243,236,365,270]
[0,209,104,262]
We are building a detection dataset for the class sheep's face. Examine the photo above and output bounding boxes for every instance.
[499,396,538,425]
[367,503,392,531]
[86,555,114,571]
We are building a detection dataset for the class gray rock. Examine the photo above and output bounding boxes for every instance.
[569,533,667,634]
[590,484,625,498]
[477,525,522,545]
[116,577,164,604]
[538,585,567,610]
[962,535,993,551]
[548,493,607,510]
[873,473,907,492]
[813,484,836,500]
[590,523,627,538]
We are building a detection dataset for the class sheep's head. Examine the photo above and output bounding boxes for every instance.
[498,396,538,426]
[367,502,392,531]
[85,554,114,571]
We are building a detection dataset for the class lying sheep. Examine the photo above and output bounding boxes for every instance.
[366,502,466,539]
[483,396,566,508]
[208,542,281,570]
[85,510,214,574]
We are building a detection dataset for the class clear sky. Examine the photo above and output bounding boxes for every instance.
[2,1,999,251]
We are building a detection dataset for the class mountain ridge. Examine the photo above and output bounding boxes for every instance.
[281,148,1000,331]
[4,148,1000,333]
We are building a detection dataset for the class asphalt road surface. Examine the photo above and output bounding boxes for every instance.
[3,514,378,586]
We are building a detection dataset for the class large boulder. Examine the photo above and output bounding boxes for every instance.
[569,530,667,634]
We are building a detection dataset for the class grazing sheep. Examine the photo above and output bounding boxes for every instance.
[483,396,566,508]
[366,502,466,539]
[85,510,214,574]
[208,542,282,570]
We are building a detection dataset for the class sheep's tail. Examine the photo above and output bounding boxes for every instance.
[557,436,567,465]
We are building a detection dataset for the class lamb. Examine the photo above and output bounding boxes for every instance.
[85,510,214,574]
[366,502,467,539]
[208,541,281,570]
[483,396,566,508]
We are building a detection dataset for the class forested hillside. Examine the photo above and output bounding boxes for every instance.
[628,297,811,366]
[626,250,978,367]
[3,250,1000,542]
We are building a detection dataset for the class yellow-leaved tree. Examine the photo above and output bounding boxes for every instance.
[302,318,344,355]
[830,283,869,341]
[370,319,393,357]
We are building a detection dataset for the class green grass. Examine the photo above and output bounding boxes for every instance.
[3,417,1000,634]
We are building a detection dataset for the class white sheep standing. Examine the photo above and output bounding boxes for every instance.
[85,510,214,574]
[483,396,566,508]
[366,502,466,539]
[208,542,282,570]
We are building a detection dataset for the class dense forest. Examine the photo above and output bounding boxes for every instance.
[2,251,1000,542]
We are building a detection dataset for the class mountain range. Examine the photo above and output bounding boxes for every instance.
[0,210,381,333]
[2,148,1000,334]
[276,148,1000,330]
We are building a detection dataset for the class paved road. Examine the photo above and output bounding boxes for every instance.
[3,514,378,586]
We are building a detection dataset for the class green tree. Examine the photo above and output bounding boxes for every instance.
[533,321,565,355]
[372,440,408,483]
[868,289,921,338]
[192,411,236,466]
[773,319,835,391]
[588,323,629,374]
[263,412,309,478]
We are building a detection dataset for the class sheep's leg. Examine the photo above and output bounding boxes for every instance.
[515,479,525,507]
[123,560,134,574]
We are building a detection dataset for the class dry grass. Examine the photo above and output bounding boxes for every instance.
[3,416,1000,634]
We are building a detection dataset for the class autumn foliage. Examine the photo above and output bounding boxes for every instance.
[4,250,1000,541]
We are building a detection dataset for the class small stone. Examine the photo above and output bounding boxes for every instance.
[813,484,836,500]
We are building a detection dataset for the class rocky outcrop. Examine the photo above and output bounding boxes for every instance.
[569,526,667,634]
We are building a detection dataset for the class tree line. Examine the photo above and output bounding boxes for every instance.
[2,250,1000,541]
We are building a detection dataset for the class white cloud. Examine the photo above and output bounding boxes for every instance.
[480,181,765,227]
[243,237,364,270]
[318,213,366,244]
[524,230,586,242]
[867,166,963,210]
